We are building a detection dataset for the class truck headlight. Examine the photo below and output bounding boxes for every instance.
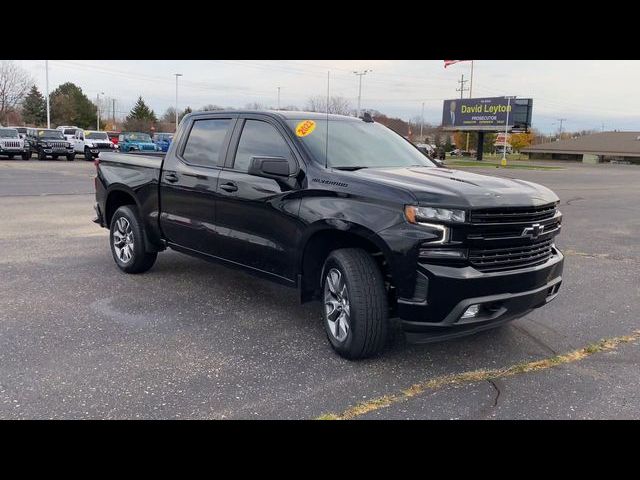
[405,206,466,224]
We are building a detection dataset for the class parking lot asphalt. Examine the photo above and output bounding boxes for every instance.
[1,159,639,419]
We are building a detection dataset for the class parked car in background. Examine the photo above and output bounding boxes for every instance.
[152,132,173,152]
[107,131,121,148]
[9,126,28,140]
[118,132,158,152]
[57,125,79,142]
[0,128,31,160]
[27,128,75,160]
[73,130,116,160]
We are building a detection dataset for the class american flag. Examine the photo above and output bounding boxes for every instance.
[444,60,470,68]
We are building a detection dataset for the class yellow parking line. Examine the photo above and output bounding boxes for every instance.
[316,330,640,420]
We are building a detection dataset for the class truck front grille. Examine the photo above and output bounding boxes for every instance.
[50,142,67,148]
[469,238,555,272]
[2,141,21,148]
[470,203,557,224]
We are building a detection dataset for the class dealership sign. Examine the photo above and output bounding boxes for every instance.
[442,97,533,131]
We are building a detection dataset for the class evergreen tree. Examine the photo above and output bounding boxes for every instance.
[21,85,47,125]
[178,106,192,122]
[49,82,97,128]
[127,96,157,122]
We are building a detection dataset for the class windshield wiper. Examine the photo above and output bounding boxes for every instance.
[332,166,369,171]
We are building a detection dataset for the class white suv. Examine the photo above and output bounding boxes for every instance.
[73,130,116,160]
[57,126,79,142]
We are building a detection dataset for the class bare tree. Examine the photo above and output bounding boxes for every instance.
[306,95,352,115]
[199,104,225,111]
[0,61,32,124]
[245,102,265,110]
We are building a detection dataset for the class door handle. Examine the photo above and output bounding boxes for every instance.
[220,182,238,192]
[165,172,178,183]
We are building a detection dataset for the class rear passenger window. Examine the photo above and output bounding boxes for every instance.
[182,118,232,167]
[233,120,292,172]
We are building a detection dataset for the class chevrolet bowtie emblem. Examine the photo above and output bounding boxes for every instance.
[522,223,544,239]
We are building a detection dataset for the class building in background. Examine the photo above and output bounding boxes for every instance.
[522,131,640,164]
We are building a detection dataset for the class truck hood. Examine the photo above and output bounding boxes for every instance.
[351,166,559,208]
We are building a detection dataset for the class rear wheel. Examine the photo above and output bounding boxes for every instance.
[321,248,388,359]
[109,205,157,274]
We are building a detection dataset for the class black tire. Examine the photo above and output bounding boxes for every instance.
[21,152,30,160]
[52,155,59,160]
[37,149,46,160]
[321,248,388,359]
[109,205,157,274]
[66,154,75,161]
[84,149,93,161]
[8,154,14,159]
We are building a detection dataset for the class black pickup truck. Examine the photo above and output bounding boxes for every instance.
[93,110,564,359]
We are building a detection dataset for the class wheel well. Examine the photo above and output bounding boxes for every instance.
[105,190,137,226]
[300,229,392,303]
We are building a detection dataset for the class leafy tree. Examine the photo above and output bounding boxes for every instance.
[0,61,32,124]
[49,82,97,128]
[509,132,534,152]
[21,85,47,125]
[444,136,452,152]
[180,106,192,122]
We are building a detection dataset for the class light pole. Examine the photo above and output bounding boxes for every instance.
[277,86,281,110]
[420,101,425,141]
[502,96,515,166]
[45,60,50,128]
[353,70,371,118]
[174,73,183,132]
[96,92,104,130]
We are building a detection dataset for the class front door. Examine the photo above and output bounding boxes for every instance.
[159,116,236,256]
[215,117,302,282]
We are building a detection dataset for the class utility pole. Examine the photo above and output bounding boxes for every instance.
[112,99,116,125]
[353,70,372,118]
[174,73,183,132]
[96,92,104,130]
[420,101,425,141]
[456,74,469,99]
[502,96,515,166]
[45,60,50,128]
[277,87,281,110]
[557,118,566,140]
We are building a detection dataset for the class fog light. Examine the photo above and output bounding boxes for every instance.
[462,304,481,319]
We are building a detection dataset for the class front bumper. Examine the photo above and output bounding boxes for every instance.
[0,148,28,154]
[398,249,564,342]
[43,148,74,154]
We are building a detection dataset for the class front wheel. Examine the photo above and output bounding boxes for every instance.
[66,154,75,161]
[321,248,388,359]
[109,205,157,274]
[84,149,93,161]
[22,152,31,160]
[37,149,46,160]
[8,154,14,159]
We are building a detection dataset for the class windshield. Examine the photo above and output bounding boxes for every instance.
[0,128,19,139]
[38,129,65,140]
[286,119,435,169]
[86,132,108,140]
[124,133,151,142]
[63,129,77,135]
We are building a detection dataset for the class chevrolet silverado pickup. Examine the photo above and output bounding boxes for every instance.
[93,110,564,359]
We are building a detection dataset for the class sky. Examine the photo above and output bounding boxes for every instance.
[13,60,640,134]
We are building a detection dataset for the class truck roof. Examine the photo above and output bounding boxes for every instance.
[189,110,361,122]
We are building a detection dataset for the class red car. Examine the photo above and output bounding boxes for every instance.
[107,131,121,147]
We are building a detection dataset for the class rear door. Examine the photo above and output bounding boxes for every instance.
[159,114,237,256]
[215,115,302,282]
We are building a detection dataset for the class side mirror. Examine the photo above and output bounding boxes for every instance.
[248,156,291,178]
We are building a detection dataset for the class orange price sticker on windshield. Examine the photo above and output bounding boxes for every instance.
[295,120,316,137]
